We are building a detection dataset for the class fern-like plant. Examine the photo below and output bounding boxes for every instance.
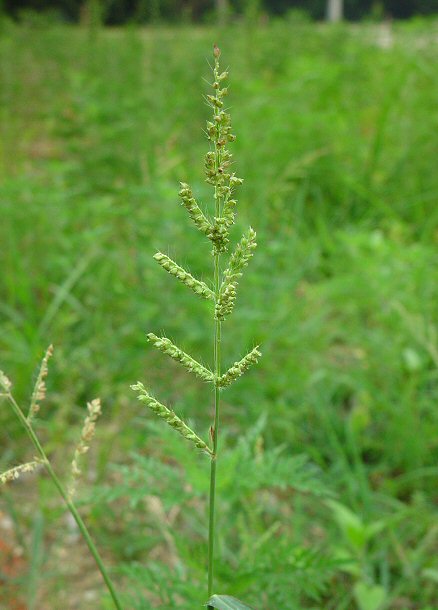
[131,45,260,609]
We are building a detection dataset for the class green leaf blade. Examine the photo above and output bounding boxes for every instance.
[205,594,256,610]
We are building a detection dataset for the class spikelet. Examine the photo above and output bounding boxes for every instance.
[0,370,12,393]
[28,344,54,423]
[153,252,214,300]
[215,228,257,320]
[147,333,214,383]
[217,347,261,388]
[131,382,212,456]
[68,398,102,500]
[0,460,42,485]
[179,183,212,236]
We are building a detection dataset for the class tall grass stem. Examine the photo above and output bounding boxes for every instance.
[208,75,223,601]
[208,252,222,601]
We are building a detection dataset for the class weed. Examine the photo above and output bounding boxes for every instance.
[0,356,123,609]
[131,45,261,608]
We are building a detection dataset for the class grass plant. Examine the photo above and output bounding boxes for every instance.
[131,45,261,609]
[0,356,123,609]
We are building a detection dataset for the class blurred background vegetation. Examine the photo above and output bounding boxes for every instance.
[3,0,438,23]
[1,2,438,609]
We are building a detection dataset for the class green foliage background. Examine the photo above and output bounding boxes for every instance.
[1,16,438,610]
[3,0,438,23]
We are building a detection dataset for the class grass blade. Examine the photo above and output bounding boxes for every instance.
[206,594,256,610]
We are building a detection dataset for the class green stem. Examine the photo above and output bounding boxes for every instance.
[208,253,221,601]
[7,393,123,610]
[208,74,223,600]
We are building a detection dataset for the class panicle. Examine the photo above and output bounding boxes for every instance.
[147,333,214,383]
[203,47,243,255]
[0,460,42,485]
[153,252,214,300]
[68,398,102,500]
[135,47,261,462]
[28,344,54,423]
[131,382,212,456]
[217,346,261,388]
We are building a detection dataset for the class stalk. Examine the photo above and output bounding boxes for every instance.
[208,48,223,600]
[208,245,222,601]
[6,393,123,610]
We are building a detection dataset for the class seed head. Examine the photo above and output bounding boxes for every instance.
[217,347,261,388]
[147,333,215,383]
[179,182,212,236]
[0,370,12,393]
[131,382,213,456]
[68,398,102,500]
[28,344,54,423]
[0,460,42,485]
[153,252,214,301]
[215,228,257,320]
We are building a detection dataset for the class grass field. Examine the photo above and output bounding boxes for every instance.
[1,15,438,609]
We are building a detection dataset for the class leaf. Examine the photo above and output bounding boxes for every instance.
[205,594,256,610]
[422,568,438,583]
[326,500,367,551]
[402,347,423,372]
[354,582,387,610]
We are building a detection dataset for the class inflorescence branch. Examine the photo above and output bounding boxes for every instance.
[147,333,215,383]
[153,252,214,300]
[131,382,213,456]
